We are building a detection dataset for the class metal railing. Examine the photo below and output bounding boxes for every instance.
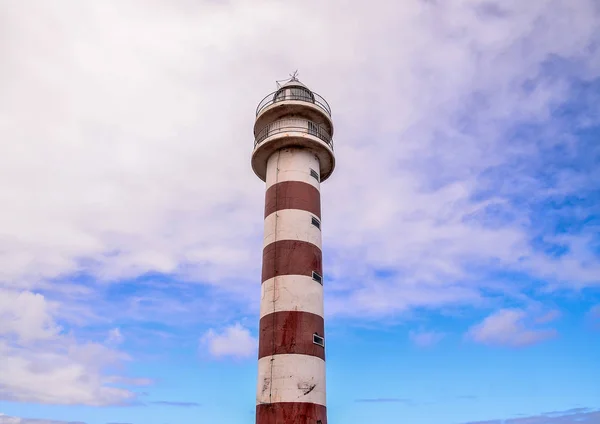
[254,118,333,149]
[256,90,332,117]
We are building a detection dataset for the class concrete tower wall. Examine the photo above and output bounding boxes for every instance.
[265,148,321,190]
[256,147,328,424]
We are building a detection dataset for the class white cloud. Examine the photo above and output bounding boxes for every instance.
[200,323,257,359]
[467,309,557,347]
[0,290,143,406]
[409,330,445,348]
[535,310,561,324]
[0,338,136,406]
[0,0,597,308]
[0,290,61,342]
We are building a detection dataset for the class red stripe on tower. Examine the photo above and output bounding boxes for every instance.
[264,180,321,219]
[256,403,328,424]
[258,311,325,360]
[261,239,322,282]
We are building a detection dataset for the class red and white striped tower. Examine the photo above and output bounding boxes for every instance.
[252,75,335,424]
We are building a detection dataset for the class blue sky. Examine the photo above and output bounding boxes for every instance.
[0,0,599,423]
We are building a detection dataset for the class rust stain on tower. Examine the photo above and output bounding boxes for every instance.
[252,74,335,424]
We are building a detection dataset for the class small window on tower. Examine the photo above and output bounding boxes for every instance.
[317,421,322,424]
[311,216,321,230]
[312,271,323,285]
[313,334,325,347]
[310,168,320,182]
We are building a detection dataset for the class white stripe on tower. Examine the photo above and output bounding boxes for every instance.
[263,208,322,248]
[257,354,326,405]
[260,276,324,319]
[265,148,321,190]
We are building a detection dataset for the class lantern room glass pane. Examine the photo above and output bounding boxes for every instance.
[290,87,314,102]
[272,86,315,103]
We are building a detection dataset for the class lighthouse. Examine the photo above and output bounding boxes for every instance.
[252,74,335,424]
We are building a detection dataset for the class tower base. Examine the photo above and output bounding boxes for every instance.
[256,403,327,424]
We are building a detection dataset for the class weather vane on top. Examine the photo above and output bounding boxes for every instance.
[276,70,300,88]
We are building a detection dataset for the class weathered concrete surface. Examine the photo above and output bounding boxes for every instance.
[264,180,321,219]
[263,208,322,248]
[260,276,324,319]
[259,311,325,360]
[256,402,327,424]
[257,354,326,405]
[261,239,322,283]
[266,148,321,190]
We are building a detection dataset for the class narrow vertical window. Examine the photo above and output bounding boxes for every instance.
[310,168,320,182]
[312,271,323,284]
[313,334,325,347]
[311,216,321,230]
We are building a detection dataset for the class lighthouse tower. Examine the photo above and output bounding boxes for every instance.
[252,75,335,424]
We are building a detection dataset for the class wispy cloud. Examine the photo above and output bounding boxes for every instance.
[463,407,600,424]
[106,328,124,345]
[0,414,85,424]
[535,310,562,324]
[150,401,200,407]
[466,309,558,347]
[355,398,413,405]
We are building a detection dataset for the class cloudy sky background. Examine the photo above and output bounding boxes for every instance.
[1,0,599,423]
